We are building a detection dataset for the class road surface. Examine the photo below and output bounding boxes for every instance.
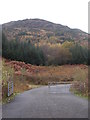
[2,84,88,118]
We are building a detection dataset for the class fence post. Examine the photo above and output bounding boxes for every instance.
[7,78,13,97]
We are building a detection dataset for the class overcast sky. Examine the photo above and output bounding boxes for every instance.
[0,0,89,32]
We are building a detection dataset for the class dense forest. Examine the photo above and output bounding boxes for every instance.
[2,33,88,65]
[2,33,45,65]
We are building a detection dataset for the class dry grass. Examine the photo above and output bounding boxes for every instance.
[2,59,88,100]
[13,64,88,89]
[26,65,75,85]
[13,75,42,93]
[71,66,88,97]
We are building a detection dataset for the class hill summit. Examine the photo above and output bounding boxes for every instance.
[2,18,88,45]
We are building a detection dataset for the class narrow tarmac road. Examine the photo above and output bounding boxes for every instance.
[2,84,88,118]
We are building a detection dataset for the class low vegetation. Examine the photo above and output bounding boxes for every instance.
[2,60,42,102]
[2,59,88,102]
[71,67,88,97]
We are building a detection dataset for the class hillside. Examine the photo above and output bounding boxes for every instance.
[2,19,88,45]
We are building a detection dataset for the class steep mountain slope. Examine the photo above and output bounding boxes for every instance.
[2,19,88,45]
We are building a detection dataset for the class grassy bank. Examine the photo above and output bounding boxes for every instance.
[70,66,88,98]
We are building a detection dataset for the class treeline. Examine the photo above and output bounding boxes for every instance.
[2,33,45,65]
[2,33,88,65]
[39,42,88,65]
